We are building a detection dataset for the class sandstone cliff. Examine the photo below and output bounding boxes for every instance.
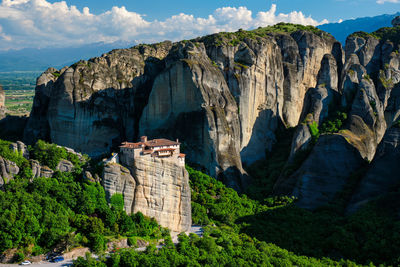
[275,26,400,210]
[347,126,400,213]
[24,25,341,189]
[22,23,400,212]
[0,156,19,187]
[102,155,191,233]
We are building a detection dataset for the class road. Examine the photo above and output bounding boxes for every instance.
[0,260,73,267]
[0,225,204,267]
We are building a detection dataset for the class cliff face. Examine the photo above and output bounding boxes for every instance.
[0,156,19,187]
[347,126,400,213]
[103,163,137,213]
[275,28,400,210]
[24,26,340,189]
[23,23,400,212]
[24,42,172,157]
[197,31,341,166]
[103,156,191,233]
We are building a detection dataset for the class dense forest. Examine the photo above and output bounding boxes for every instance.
[0,139,168,262]
[75,164,400,266]
[1,137,400,266]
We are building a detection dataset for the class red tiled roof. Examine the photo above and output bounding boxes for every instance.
[178,153,186,158]
[119,142,142,149]
[144,138,180,147]
[120,138,180,149]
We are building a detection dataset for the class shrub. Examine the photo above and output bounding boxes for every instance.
[127,236,137,247]
[31,140,68,169]
[110,193,124,212]
[12,252,25,263]
[308,121,320,141]
[320,112,348,134]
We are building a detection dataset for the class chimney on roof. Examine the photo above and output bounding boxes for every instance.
[176,138,179,143]
[141,136,147,143]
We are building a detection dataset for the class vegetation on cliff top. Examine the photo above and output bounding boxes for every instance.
[349,25,400,46]
[196,22,332,46]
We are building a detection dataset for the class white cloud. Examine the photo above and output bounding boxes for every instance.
[0,1,328,50]
[376,0,400,3]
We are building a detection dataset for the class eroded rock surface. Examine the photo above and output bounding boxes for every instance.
[275,30,400,209]
[56,159,74,172]
[392,16,400,27]
[9,141,29,159]
[22,24,400,210]
[0,156,19,187]
[30,160,54,179]
[275,135,365,209]
[103,163,137,214]
[347,126,400,213]
[103,156,191,233]
[24,28,344,189]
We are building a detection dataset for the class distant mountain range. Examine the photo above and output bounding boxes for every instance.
[318,12,400,44]
[0,41,134,72]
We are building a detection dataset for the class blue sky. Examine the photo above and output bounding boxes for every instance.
[0,0,399,50]
[44,0,400,21]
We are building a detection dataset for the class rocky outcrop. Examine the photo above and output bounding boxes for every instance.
[103,163,136,213]
[103,155,191,233]
[197,31,341,167]
[129,156,191,233]
[0,156,19,187]
[275,28,400,209]
[347,126,400,213]
[0,85,5,119]
[24,26,343,189]
[24,43,172,157]
[30,160,54,179]
[392,16,400,27]
[139,42,245,188]
[274,135,365,209]
[22,23,400,210]
[84,171,99,183]
[9,141,29,159]
[289,53,341,158]
[56,159,74,172]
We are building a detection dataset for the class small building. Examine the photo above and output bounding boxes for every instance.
[119,136,184,165]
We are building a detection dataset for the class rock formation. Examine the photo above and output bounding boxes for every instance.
[24,26,342,189]
[0,85,5,119]
[103,163,137,214]
[9,141,29,159]
[0,156,19,187]
[56,159,74,172]
[103,151,191,233]
[22,23,400,211]
[30,160,54,179]
[275,27,400,210]
[275,134,365,209]
[392,16,400,27]
[347,126,400,213]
